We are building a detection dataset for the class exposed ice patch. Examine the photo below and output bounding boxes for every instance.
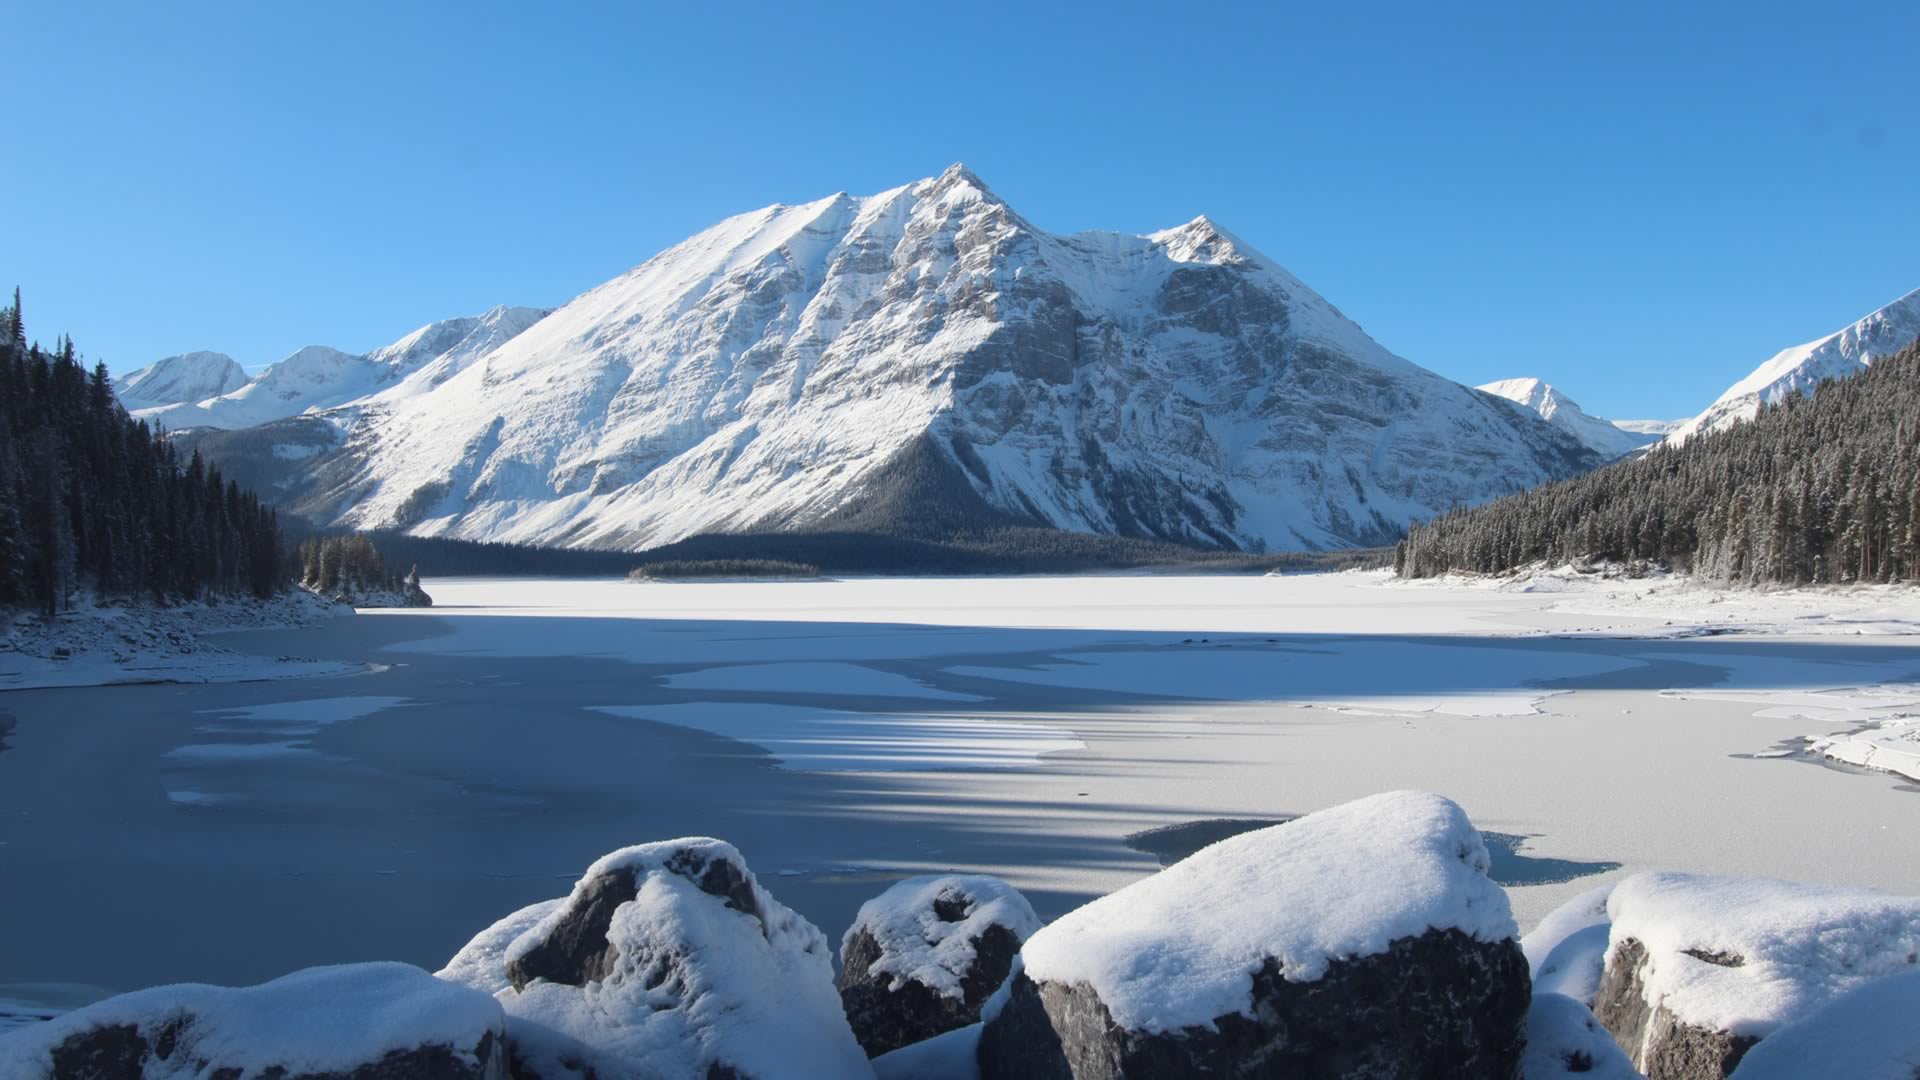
[591,703,1082,772]
[664,662,984,701]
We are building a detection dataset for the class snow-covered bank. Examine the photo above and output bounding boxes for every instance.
[0,591,360,691]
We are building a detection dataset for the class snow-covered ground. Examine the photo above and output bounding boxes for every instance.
[0,570,1915,1018]
[0,592,362,691]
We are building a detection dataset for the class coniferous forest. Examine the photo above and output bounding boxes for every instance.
[1397,337,1920,584]
[0,291,286,614]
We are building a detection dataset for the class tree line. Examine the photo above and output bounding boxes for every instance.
[1,290,286,613]
[1397,337,1920,584]
[294,533,427,604]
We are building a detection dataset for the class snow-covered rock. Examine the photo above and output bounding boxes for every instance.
[838,875,1041,1057]
[1524,883,1617,1005]
[130,305,547,432]
[0,962,508,1079]
[195,165,1594,553]
[112,350,250,411]
[975,791,1529,1078]
[479,838,870,1079]
[1592,872,1920,1079]
[1728,969,1920,1080]
[873,1023,982,1080]
[1478,378,1657,459]
[1668,288,1920,444]
[1523,992,1643,1079]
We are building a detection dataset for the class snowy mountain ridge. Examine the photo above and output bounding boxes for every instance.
[112,351,251,411]
[124,305,550,430]
[1475,378,1658,460]
[184,165,1598,553]
[1668,288,1920,444]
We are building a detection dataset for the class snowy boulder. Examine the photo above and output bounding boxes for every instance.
[1727,969,1920,1080]
[1592,872,1920,1079]
[839,875,1042,1057]
[1523,884,1617,1005]
[975,791,1529,1079]
[482,838,871,1079]
[1523,992,1642,1079]
[0,962,507,1079]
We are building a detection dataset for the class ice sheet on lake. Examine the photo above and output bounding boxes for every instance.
[161,696,411,804]
[663,662,983,702]
[951,644,1629,717]
[591,703,1083,772]
[1662,681,1920,782]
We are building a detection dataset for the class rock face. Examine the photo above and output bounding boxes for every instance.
[1592,872,1920,1080]
[975,791,1530,1079]
[838,875,1042,1057]
[460,837,870,1079]
[189,165,1597,554]
[0,962,508,1079]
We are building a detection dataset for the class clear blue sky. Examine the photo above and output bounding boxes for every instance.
[5,1,1915,420]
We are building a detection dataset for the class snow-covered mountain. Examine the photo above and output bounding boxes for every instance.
[1609,418,1685,438]
[1668,288,1920,444]
[130,305,548,431]
[112,351,250,411]
[195,166,1597,552]
[1475,378,1658,459]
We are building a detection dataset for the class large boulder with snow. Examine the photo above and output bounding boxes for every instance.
[0,962,507,1079]
[839,875,1042,1057]
[975,791,1530,1079]
[440,837,870,1079]
[1728,969,1920,1079]
[1592,872,1920,1080]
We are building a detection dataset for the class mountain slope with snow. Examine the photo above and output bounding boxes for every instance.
[113,351,250,411]
[1476,378,1655,459]
[1668,288,1920,444]
[130,305,548,431]
[200,166,1597,553]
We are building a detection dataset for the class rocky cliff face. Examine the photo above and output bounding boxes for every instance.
[196,165,1597,552]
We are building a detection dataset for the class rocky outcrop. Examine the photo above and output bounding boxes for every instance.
[0,963,508,1080]
[837,875,1041,1057]
[975,791,1531,1079]
[455,837,870,1079]
[1592,872,1920,1080]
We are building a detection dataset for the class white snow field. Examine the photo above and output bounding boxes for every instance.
[0,570,1917,1018]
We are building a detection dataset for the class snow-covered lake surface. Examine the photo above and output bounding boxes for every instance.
[1,570,1917,1011]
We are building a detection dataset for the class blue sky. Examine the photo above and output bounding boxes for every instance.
[5,1,1915,420]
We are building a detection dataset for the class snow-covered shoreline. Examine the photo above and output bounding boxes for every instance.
[0,591,364,691]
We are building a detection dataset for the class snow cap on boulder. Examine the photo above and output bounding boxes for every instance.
[0,962,506,1079]
[1522,992,1642,1079]
[1728,969,1920,1080]
[838,874,1041,1056]
[1019,789,1518,1032]
[491,837,871,1079]
[1594,871,1920,1078]
[979,791,1529,1078]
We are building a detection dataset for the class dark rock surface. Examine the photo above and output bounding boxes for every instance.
[1593,938,1757,1080]
[837,875,1039,1058]
[976,928,1531,1079]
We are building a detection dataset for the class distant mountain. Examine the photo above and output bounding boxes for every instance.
[112,351,250,411]
[1609,418,1685,438]
[128,305,548,431]
[1475,378,1657,459]
[181,165,1597,553]
[1668,288,1920,444]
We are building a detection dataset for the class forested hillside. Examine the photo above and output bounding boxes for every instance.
[1397,338,1920,584]
[0,291,285,613]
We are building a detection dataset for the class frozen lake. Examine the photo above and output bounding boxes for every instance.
[2,571,1917,1010]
